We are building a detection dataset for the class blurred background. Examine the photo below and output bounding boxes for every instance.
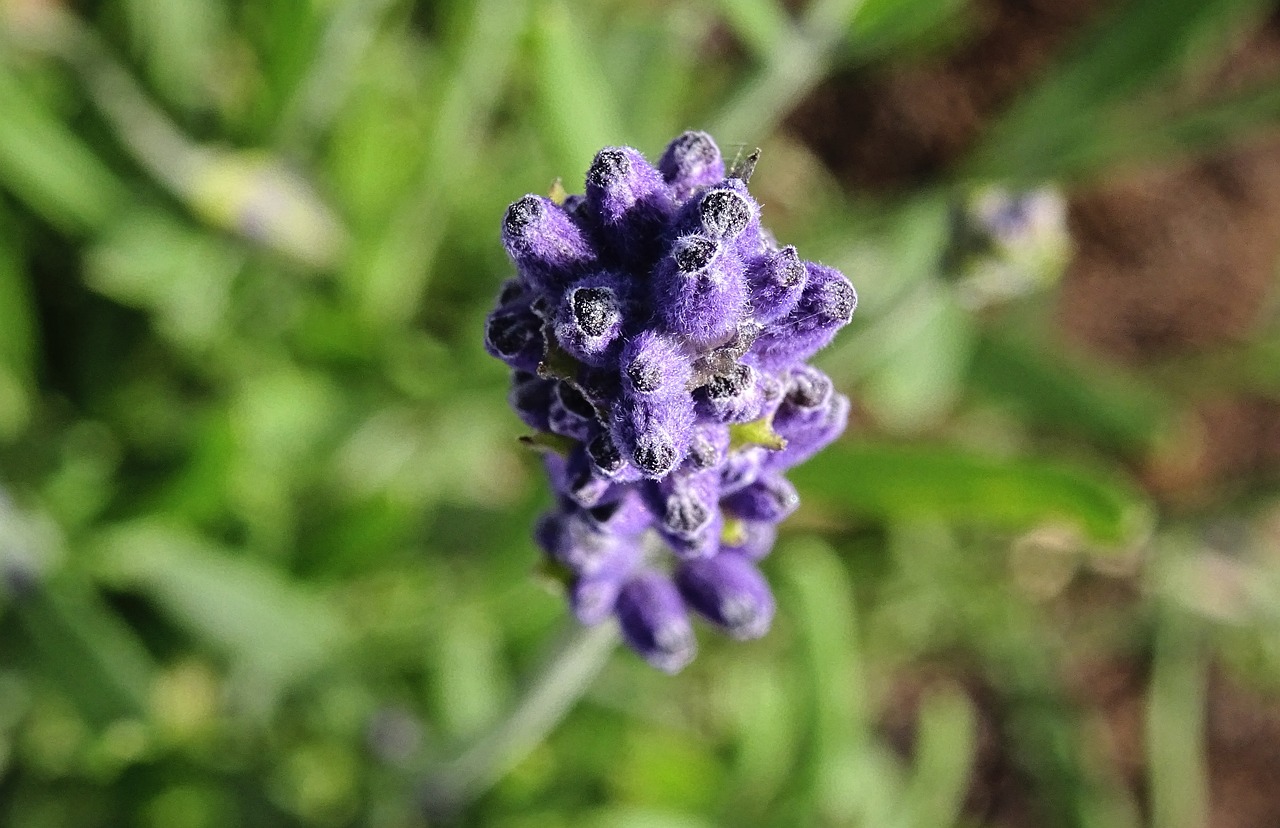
[1,0,1280,825]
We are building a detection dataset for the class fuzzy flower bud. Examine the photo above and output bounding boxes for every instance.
[615,572,697,673]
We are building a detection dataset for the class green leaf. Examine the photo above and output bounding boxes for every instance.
[845,0,970,60]
[966,0,1271,181]
[0,68,125,232]
[531,0,628,174]
[0,210,36,436]
[14,579,154,727]
[92,522,348,714]
[709,0,792,59]
[791,441,1151,545]
[903,686,977,828]
[968,330,1172,456]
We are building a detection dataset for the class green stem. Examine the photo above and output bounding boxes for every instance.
[422,620,619,816]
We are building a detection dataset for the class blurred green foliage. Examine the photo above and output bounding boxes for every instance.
[0,0,1278,826]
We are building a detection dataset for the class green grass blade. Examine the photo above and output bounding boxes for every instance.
[791,441,1152,545]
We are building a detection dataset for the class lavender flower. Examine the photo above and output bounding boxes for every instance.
[488,132,856,671]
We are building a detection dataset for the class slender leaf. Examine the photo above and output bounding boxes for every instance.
[791,441,1151,544]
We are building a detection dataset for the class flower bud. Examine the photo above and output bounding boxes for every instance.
[547,381,599,441]
[658,130,725,198]
[692,363,766,424]
[508,371,555,432]
[569,541,642,625]
[502,195,595,292]
[676,553,775,640]
[484,303,545,372]
[748,262,856,372]
[585,147,674,263]
[719,446,766,496]
[721,474,800,523]
[620,331,693,397]
[555,277,625,366]
[766,386,850,473]
[654,236,747,349]
[746,246,807,324]
[616,573,697,673]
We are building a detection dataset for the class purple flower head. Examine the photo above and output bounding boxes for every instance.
[486,133,856,671]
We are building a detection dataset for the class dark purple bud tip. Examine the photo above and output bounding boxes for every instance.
[721,474,800,523]
[503,195,543,235]
[746,246,807,324]
[694,363,765,424]
[699,189,752,239]
[785,365,833,411]
[658,131,724,192]
[616,573,697,673]
[572,287,616,337]
[556,279,624,366]
[773,247,806,288]
[587,430,626,476]
[587,147,631,188]
[663,486,714,540]
[704,364,752,398]
[817,271,857,324]
[497,278,527,306]
[675,554,775,640]
[685,425,729,471]
[632,433,679,478]
[485,306,544,371]
[673,236,718,273]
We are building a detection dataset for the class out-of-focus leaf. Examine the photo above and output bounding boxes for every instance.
[531,0,627,174]
[854,286,976,432]
[1147,603,1208,828]
[710,0,792,59]
[968,331,1172,456]
[13,580,153,727]
[121,0,224,112]
[791,442,1151,545]
[353,0,528,327]
[0,213,35,437]
[778,538,866,780]
[903,686,976,828]
[85,209,243,350]
[845,0,970,60]
[967,0,1270,181]
[92,522,348,713]
[0,68,125,232]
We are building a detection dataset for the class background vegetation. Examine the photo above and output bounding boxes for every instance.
[1,0,1280,825]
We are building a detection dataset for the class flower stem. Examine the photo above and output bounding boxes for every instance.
[421,620,619,817]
